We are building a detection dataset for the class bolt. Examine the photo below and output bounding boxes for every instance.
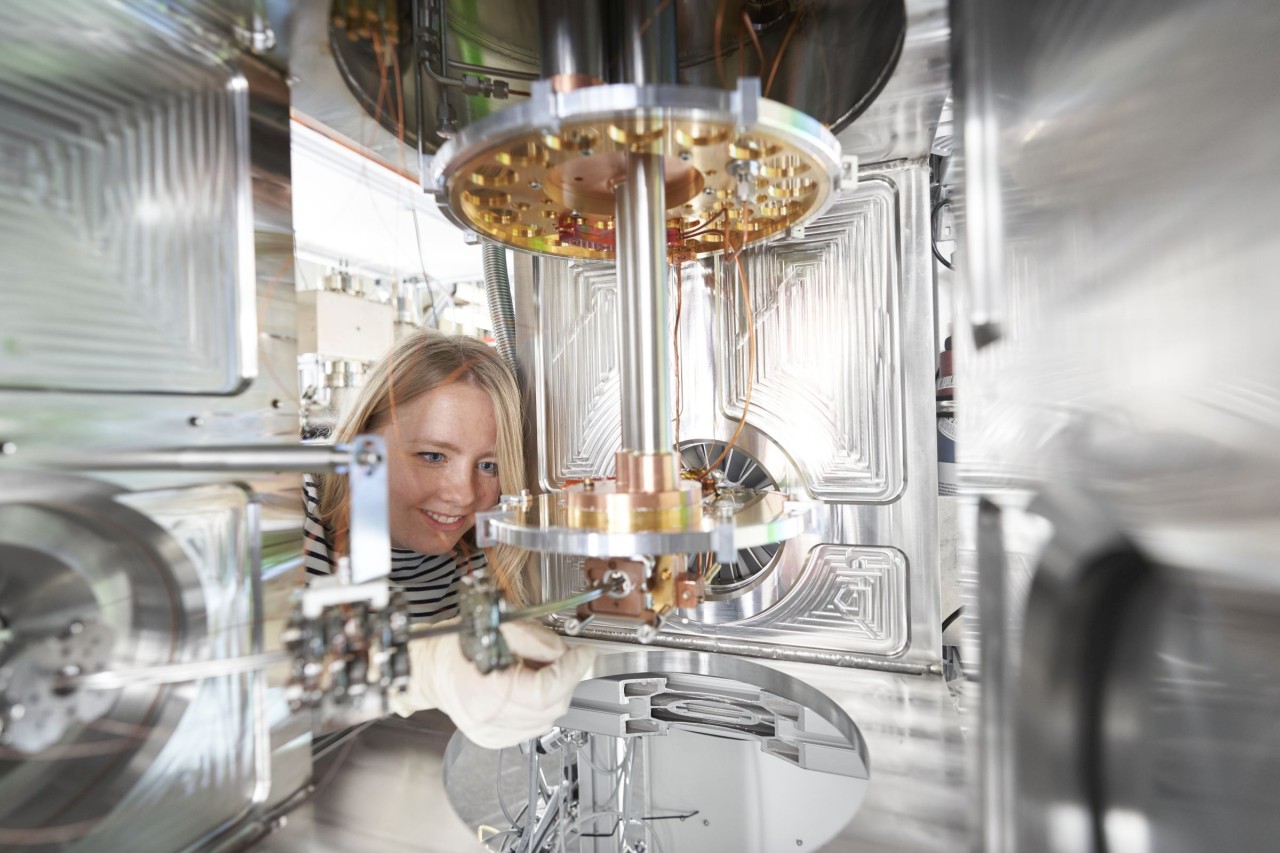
[703,187,714,196]
[529,180,541,190]
[188,416,205,427]
[636,623,658,644]
[355,449,383,468]
[271,398,284,409]
[583,477,595,492]
[0,441,15,456]
[9,703,24,720]
[65,620,84,637]
[703,819,710,827]
[679,151,692,161]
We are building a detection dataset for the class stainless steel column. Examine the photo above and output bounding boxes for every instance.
[612,0,679,86]
[614,152,671,453]
[537,0,606,87]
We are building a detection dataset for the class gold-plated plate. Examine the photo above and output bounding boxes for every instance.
[431,84,844,260]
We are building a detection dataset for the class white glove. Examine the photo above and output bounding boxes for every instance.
[389,619,595,749]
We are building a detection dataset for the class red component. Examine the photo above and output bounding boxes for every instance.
[557,214,684,252]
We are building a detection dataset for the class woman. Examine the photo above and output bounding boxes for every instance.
[304,330,593,749]
[303,331,528,615]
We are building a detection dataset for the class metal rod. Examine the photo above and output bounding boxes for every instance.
[423,0,530,97]
[977,498,1013,853]
[612,0,679,86]
[614,152,672,453]
[538,0,606,87]
[504,583,612,621]
[60,651,293,691]
[449,59,541,82]
[38,444,359,474]
[407,583,614,640]
[521,737,540,853]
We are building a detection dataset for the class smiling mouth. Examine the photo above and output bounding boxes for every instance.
[421,508,465,526]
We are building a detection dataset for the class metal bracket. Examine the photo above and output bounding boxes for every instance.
[733,76,761,131]
[346,434,391,584]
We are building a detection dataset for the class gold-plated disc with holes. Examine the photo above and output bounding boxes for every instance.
[428,83,845,260]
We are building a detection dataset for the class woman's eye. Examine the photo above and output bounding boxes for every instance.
[478,460,499,476]
[418,452,445,464]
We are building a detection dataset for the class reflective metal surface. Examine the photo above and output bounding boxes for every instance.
[519,160,941,666]
[0,474,260,850]
[0,4,255,395]
[953,0,1280,525]
[954,0,1280,849]
[318,0,910,157]
[477,491,814,562]
[266,645,969,852]
[444,651,872,852]
[0,2,312,848]
[835,0,949,162]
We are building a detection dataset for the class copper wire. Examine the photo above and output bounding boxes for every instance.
[705,235,755,475]
[765,6,804,98]
[742,11,766,71]
[672,263,685,449]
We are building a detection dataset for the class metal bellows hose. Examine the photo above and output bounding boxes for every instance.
[482,242,518,373]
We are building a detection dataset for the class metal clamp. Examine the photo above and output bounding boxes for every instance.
[20,435,394,584]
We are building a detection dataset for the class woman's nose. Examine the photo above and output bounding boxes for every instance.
[438,464,476,508]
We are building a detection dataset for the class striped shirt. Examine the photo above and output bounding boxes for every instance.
[302,474,483,623]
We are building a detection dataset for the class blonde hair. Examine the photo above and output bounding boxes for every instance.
[317,329,527,605]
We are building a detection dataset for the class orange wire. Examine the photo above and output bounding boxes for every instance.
[370,28,389,130]
[714,0,729,88]
[388,29,407,173]
[636,0,675,38]
[682,208,727,239]
[765,7,803,98]
[704,232,756,476]
[673,262,684,449]
[742,11,766,71]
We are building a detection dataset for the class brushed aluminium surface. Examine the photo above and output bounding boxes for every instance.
[517,160,940,666]
[0,5,255,396]
[720,180,904,502]
[0,4,311,847]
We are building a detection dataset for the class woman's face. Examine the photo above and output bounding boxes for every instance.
[378,381,502,554]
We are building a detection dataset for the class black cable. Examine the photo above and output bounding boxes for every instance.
[942,605,965,633]
[932,197,956,271]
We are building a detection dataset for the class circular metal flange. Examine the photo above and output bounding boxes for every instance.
[475,490,815,560]
[429,82,843,260]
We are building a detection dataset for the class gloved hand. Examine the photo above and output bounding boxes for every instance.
[389,619,595,749]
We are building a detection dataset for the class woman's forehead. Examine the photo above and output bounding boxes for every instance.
[388,382,496,446]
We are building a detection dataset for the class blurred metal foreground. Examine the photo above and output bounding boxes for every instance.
[264,650,968,853]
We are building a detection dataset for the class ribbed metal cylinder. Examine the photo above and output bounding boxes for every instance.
[481,242,518,373]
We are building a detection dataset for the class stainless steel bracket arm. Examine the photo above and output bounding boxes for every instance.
[8,435,393,583]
